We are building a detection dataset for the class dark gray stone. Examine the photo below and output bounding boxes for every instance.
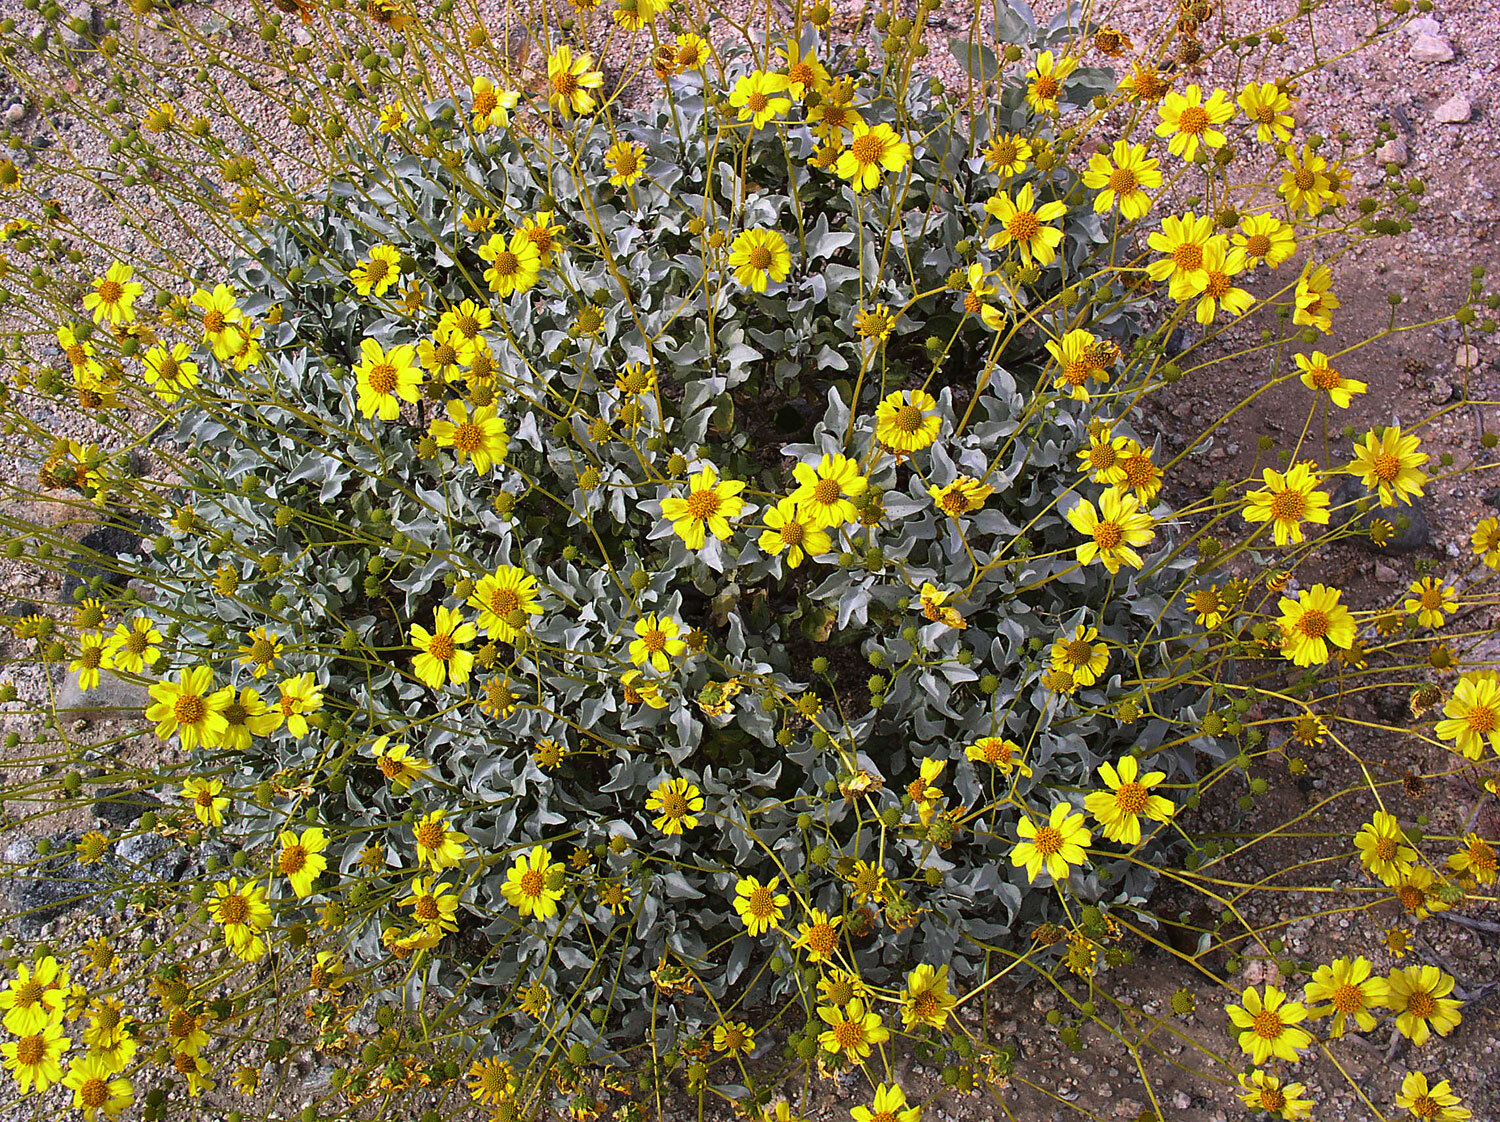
[1330,477,1431,554]
[92,786,162,828]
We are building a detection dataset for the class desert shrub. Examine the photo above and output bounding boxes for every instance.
[0,0,1495,1119]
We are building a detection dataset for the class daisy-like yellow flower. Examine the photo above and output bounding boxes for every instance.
[1355,811,1420,886]
[430,399,510,474]
[674,31,709,69]
[546,45,604,117]
[981,132,1032,177]
[1083,755,1173,845]
[1066,488,1155,573]
[140,342,200,404]
[501,845,564,920]
[874,388,941,455]
[729,70,790,130]
[1349,425,1428,507]
[1025,51,1076,113]
[1277,583,1356,667]
[779,39,829,99]
[727,227,791,292]
[1147,211,1216,296]
[1237,1070,1313,1121]
[1226,984,1312,1064]
[1046,328,1109,400]
[614,362,656,397]
[604,140,647,187]
[211,877,272,962]
[1294,262,1340,333]
[215,685,277,751]
[905,756,946,824]
[2,1020,70,1094]
[807,79,864,143]
[468,564,542,644]
[854,304,896,343]
[816,998,887,1062]
[733,875,788,936]
[61,1054,133,1120]
[518,212,564,266]
[83,261,144,326]
[469,76,519,131]
[1081,140,1161,221]
[790,453,867,529]
[235,627,283,679]
[965,736,1032,776]
[646,777,703,834]
[0,958,68,1036]
[629,613,686,673]
[1010,802,1091,883]
[269,671,322,738]
[1393,866,1451,921]
[1395,1072,1474,1122]
[707,1020,754,1056]
[478,229,542,298]
[276,825,328,898]
[852,1084,919,1122]
[984,182,1067,267]
[370,736,429,791]
[1155,85,1234,160]
[1234,212,1298,268]
[436,299,493,362]
[410,606,476,690]
[146,666,230,750]
[1303,955,1390,1036]
[181,777,230,829]
[400,876,459,937]
[621,669,669,709]
[1296,350,1366,407]
[959,262,1007,331]
[918,583,966,630]
[414,808,468,871]
[1386,965,1463,1045]
[1049,625,1108,686]
[660,465,746,549]
[1447,832,1497,886]
[1239,80,1295,144]
[900,963,956,1029]
[69,632,109,692]
[929,474,993,518]
[350,244,403,298]
[1404,577,1457,629]
[791,908,842,964]
[1078,427,1131,485]
[1435,671,1500,760]
[467,1057,514,1107]
[353,337,422,421]
[1243,462,1331,546]
[1471,516,1500,568]
[1185,237,1253,324]
[758,497,831,569]
[1121,61,1172,103]
[834,121,912,193]
[1279,143,1337,216]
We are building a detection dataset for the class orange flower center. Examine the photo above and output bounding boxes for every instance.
[1408,1095,1439,1120]
[279,844,308,874]
[1031,825,1064,856]
[519,868,544,897]
[219,893,250,924]
[490,250,519,277]
[779,521,806,546]
[174,693,207,725]
[1245,233,1271,257]
[805,924,836,955]
[1372,452,1402,483]
[1176,106,1209,135]
[746,91,769,113]
[367,363,398,395]
[489,588,520,616]
[851,132,887,164]
[1293,169,1317,190]
[1093,520,1124,551]
[892,404,924,433]
[686,489,721,519]
[203,309,226,333]
[1115,781,1149,814]
[1258,1088,1286,1111]
[416,822,446,850]
[747,246,773,271]
[473,90,498,116]
[1251,1009,1284,1040]
[1204,271,1231,299]
[13,981,43,1006]
[1270,489,1307,521]
[552,72,578,97]
[1331,982,1364,1014]
[1296,609,1330,639]
[97,279,124,304]
[1466,705,1496,734]
[79,1078,110,1108]
[427,634,456,661]
[1374,836,1400,862]
[911,991,941,1018]
[14,1035,45,1065]
[832,1019,863,1049]
[1108,167,1138,194]
[1006,211,1040,241]
[1089,444,1119,471]
[1405,989,1436,1018]
[362,258,389,283]
[414,894,439,920]
[452,422,483,453]
[1033,75,1060,99]
[1172,243,1204,272]
[611,149,640,176]
[642,629,667,654]
[747,886,776,917]
[659,791,689,817]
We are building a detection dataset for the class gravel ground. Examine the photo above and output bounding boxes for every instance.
[0,1,1496,1120]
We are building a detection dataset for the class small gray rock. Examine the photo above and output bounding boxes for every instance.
[54,666,150,721]
[1375,561,1401,583]
[1433,94,1471,123]
[2,101,25,125]
[1375,138,1409,167]
[1331,477,1431,554]
[1410,32,1455,63]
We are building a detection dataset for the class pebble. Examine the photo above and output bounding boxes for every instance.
[1410,32,1455,63]
[1375,561,1401,583]
[1173,1092,1193,1111]
[2,101,25,125]
[1456,344,1479,368]
[1433,94,1472,123]
[1375,137,1409,167]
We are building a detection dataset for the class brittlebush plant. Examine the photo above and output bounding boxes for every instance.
[0,0,1496,1119]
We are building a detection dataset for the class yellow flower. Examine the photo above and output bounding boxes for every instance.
[0,957,68,1036]
[1276,583,1356,667]
[140,342,200,403]
[1355,811,1418,886]
[1186,237,1253,324]
[1025,51,1077,113]
[1279,143,1337,216]
[1225,984,1312,1064]
[729,70,790,130]
[353,337,423,420]
[146,666,231,750]
[410,606,476,690]
[929,474,993,518]
[1349,425,1428,507]
[759,497,831,568]
[1404,577,1456,629]
[1122,61,1172,103]
[711,1021,755,1055]
[1303,955,1389,1036]
[370,736,429,791]
[984,181,1068,267]
[1239,80,1295,143]
[629,613,686,672]
[1471,516,1500,568]
[414,809,469,871]
[1435,671,1500,760]
[621,669,669,709]
[1385,965,1463,1045]
[874,388,941,455]
[852,1084,919,1122]
[1046,328,1109,400]
[900,963,956,1029]
[1155,85,1234,160]
[1236,1070,1313,1121]
[1447,832,1497,886]
[2,1020,70,1094]
[1078,428,1132,486]
[62,1054,133,1120]
[235,627,283,679]
[1010,802,1091,883]
[779,39,830,99]
[816,998,887,1062]
[1296,350,1366,407]
[501,845,564,920]
[83,261,144,326]
[1243,462,1331,546]
[732,875,787,936]
[646,777,703,834]
[211,877,272,962]
[436,298,493,362]
[181,777,230,829]
[69,632,109,691]
[277,826,328,898]
[727,227,791,292]
[807,82,863,143]
[270,671,322,737]
[1234,212,1298,267]
[469,76,519,131]
[1049,625,1108,686]
[1083,756,1173,845]
[468,564,542,644]
[605,139,647,186]
[918,583,966,630]
[660,464,746,549]
[466,1057,514,1106]
[1066,488,1156,573]
[981,132,1032,177]
[674,32,709,70]
[959,262,1007,331]
[1081,140,1161,221]
[1147,211,1216,295]
[791,453,867,529]
[1395,1071,1474,1121]
[1293,262,1340,333]
[855,303,896,342]
[834,122,912,193]
[350,244,403,297]
[965,736,1032,776]
[400,876,459,936]
[429,399,509,474]
[790,909,842,964]
[478,229,542,297]
[546,45,604,117]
